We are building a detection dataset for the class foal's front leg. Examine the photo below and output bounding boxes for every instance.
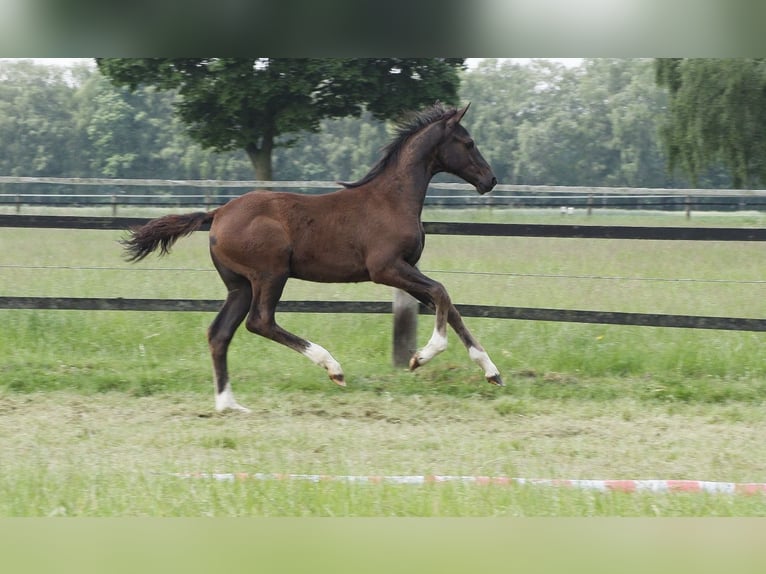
[446,305,503,386]
[409,293,503,386]
[372,260,503,386]
[408,292,449,370]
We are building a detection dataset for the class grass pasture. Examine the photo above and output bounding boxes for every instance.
[2,207,766,516]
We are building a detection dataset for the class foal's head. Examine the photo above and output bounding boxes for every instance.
[434,103,497,194]
[340,102,497,194]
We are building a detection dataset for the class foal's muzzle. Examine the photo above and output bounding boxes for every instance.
[477,175,498,195]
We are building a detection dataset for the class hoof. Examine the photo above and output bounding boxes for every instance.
[233,403,253,413]
[486,374,505,387]
[217,403,252,414]
[330,373,346,387]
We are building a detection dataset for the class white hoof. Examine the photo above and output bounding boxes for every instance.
[215,385,251,413]
[303,343,345,385]
[219,402,252,414]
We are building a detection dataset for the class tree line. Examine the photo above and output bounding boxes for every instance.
[0,58,745,197]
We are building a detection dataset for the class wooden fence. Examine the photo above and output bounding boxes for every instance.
[2,214,766,336]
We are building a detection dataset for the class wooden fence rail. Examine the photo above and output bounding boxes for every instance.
[3,214,766,241]
[2,296,766,332]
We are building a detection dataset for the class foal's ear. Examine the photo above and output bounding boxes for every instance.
[447,103,471,129]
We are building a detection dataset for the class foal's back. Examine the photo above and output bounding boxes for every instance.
[209,187,393,283]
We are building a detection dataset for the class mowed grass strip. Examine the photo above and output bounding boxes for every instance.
[1,391,766,517]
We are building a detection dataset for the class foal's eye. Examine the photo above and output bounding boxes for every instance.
[465,140,475,149]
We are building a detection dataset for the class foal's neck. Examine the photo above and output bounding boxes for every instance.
[385,123,444,214]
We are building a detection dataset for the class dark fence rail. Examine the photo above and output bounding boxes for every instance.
[2,296,766,332]
[2,214,766,333]
[4,214,766,241]
[6,193,766,212]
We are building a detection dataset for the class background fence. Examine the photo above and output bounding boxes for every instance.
[4,176,766,215]
[2,214,766,335]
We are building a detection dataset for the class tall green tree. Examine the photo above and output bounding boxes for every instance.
[458,59,546,184]
[459,59,679,188]
[0,61,82,178]
[78,75,175,178]
[274,112,388,182]
[96,58,465,180]
[655,58,766,188]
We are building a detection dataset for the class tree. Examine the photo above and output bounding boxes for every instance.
[274,113,388,182]
[96,58,465,180]
[0,61,83,179]
[655,58,766,188]
[458,59,548,184]
[459,58,680,188]
[606,60,672,187]
[78,74,176,178]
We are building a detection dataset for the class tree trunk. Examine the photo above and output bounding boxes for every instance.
[245,134,273,181]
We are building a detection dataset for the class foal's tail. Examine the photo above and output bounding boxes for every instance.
[122,211,216,262]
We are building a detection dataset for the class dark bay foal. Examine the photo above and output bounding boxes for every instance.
[123,102,501,412]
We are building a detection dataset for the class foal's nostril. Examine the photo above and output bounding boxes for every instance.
[490,177,498,188]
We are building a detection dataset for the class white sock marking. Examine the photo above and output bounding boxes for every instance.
[303,342,344,378]
[469,346,500,378]
[416,327,448,365]
[215,384,251,413]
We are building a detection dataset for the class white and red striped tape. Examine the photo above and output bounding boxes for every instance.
[172,472,766,495]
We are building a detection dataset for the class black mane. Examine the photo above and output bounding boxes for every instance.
[338,102,457,188]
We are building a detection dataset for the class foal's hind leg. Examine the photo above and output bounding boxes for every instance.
[245,273,346,386]
[208,261,252,412]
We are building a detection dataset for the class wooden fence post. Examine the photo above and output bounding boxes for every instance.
[392,288,419,368]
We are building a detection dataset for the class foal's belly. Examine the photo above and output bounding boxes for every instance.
[289,255,371,284]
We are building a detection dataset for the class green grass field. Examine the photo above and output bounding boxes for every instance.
[2,206,766,516]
